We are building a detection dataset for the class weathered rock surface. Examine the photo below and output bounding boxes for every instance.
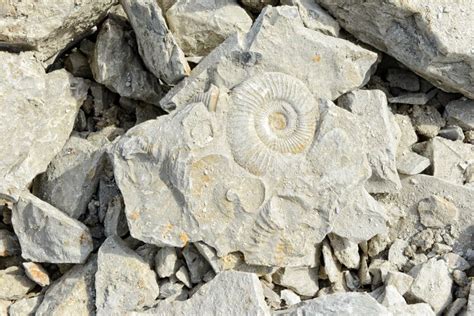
[22,262,50,287]
[273,267,319,297]
[417,195,459,228]
[8,295,43,316]
[328,233,360,269]
[388,303,435,316]
[384,271,413,296]
[0,52,88,200]
[444,98,474,131]
[91,17,163,105]
[0,0,117,65]
[316,0,474,99]
[95,236,159,315]
[0,229,20,257]
[132,271,270,316]
[155,247,179,278]
[396,151,430,176]
[0,266,35,300]
[12,192,93,264]
[121,0,190,84]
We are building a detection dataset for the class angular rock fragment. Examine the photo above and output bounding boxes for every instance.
[240,0,279,13]
[95,236,159,314]
[388,90,437,105]
[64,50,93,79]
[22,262,50,287]
[281,289,301,306]
[443,253,470,271]
[166,0,252,57]
[0,0,117,65]
[121,0,190,84]
[316,0,474,99]
[380,285,405,307]
[175,265,192,288]
[387,239,408,269]
[394,114,418,152]
[182,244,211,284]
[0,229,20,257]
[157,0,177,13]
[12,192,93,264]
[155,247,179,278]
[386,68,420,92]
[410,105,445,138]
[417,195,459,228]
[273,267,319,297]
[35,256,97,315]
[0,52,89,200]
[321,240,344,290]
[388,303,435,316]
[8,295,43,316]
[445,98,474,131]
[328,233,360,269]
[438,126,465,142]
[467,282,474,315]
[384,271,413,296]
[91,17,163,105]
[397,151,430,175]
[0,266,35,300]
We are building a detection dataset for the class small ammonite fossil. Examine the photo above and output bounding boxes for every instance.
[227,72,319,175]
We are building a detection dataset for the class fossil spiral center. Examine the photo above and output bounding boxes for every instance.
[268,112,288,131]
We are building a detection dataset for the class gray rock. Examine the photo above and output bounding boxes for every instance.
[158,279,185,300]
[408,258,453,314]
[12,192,93,264]
[445,298,467,316]
[35,256,97,315]
[397,151,430,175]
[0,229,20,257]
[442,253,470,271]
[388,90,437,105]
[380,285,405,308]
[438,126,465,142]
[273,267,319,297]
[182,244,211,284]
[387,239,408,269]
[0,300,11,315]
[445,99,474,131]
[316,1,474,99]
[103,195,129,237]
[132,271,270,316]
[388,303,435,316]
[280,0,340,36]
[386,68,420,92]
[0,266,35,300]
[95,236,159,315]
[410,105,445,138]
[280,289,301,306]
[157,0,177,12]
[155,247,179,278]
[0,0,117,65]
[467,282,474,315]
[166,0,252,57]
[160,6,378,111]
[369,260,397,286]
[0,52,89,200]
[33,135,106,219]
[328,233,360,269]
[91,17,163,105]
[321,240,344,290]
[338,89,401,193]
[22,262,50,287]
[121,0,190,84]
[274,292,389,315]
[240,0,279,13]
[384,271,413,296]
[8,295,43,316]
[394,114,418,152]
[64,50,93,79]
[417,195,459,228]
[175,265,192,288]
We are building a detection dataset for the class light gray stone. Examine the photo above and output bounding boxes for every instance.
[445,298,467,316]
[273,267,319,297]
[103,195,129,237]
[8,295,43,316]
[388,90,437,105]
[132,271,270,316]
[410,105,445,138]
[158,279,185,300]
[0,229,20,257]
[358,255,371,286]
[388,239,408,269]
[96,236,159,315]
[369,260,397,286]
[368,234,390,258]
[380,285,405,308]
[442,253,470,271]
[91,17,163,105]
[155,247,179,278]
[467,282,474,315]
[281,289,301,306]
[35,256,97,316]
[384,271,413,296]
[386,68,420,92]
[328,233,360,269]
[321,240,344,290]
[397,151,430,175]
[339,89,401,193]
[445,99,474,131]
[394,114,418,152]
[280,0,340,36]
[33,134,106,219]
[0,52,89,201]
[12,192,93,264]
[0,0,117,65]
[182,244,211,284]
[121,0,190,85]
[388,303,435,316]
[166,0,252,57]
[274,292,389,315]
[175,265,192,288]
[316,1,474,99]
[22,262,50,287]
[417,194,459,228]
[0,267,35,300]
[438,126,465,142]
[0,300,11,315]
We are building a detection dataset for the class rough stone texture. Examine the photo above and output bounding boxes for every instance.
[397,151,430,176]
[444,98,474,131]
[91,17,163,105]
[8,296,43,316]
[22,262,50,287]
[442,253,470,271]
[33,134,106,219]
[321,240,344,290]
[0,0,117,65]
[280,289,301,306]
[160,6,378,111]
[417,195,459,228]
[280,0,340,36]
[328,233,360,269]
[316,0,474,99]
[410,105,445,139]
[380,285,405,308]
[408,258,453,314]
[0,52,88,200]
[388,90,437,105]
[388,303,435,316]
[95,236,159,315]
[155,247,179,278]
[387,239,408,270]
[386,68,420,92]
[384,271,413,296]
[157,0,177,13]
[467,282,474,315]
[273,267,319,297]
[166,0,252,57]
[35,256,97,315]
[121,0,190,84]
[175,265,192,288]
[394,114,417,152]
[132,271,270,316]
[274,292,389,315]
[113,79,387,267]
[0,229,20,257]
[12,191,93,264]
[240,0,279,13]
[0,267,35,300]
[182,244,211,284]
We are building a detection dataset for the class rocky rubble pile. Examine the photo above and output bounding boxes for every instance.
[0,0,473,315]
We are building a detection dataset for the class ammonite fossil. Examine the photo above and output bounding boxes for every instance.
[227,72,319,175]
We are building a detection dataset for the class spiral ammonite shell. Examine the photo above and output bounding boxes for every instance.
[228,72,319,175]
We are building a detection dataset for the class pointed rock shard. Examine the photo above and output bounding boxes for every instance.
[12,192,93,264]
[120,0,190,84]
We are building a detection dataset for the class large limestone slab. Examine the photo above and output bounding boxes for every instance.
[113,74,386,267]
[160,6,378,112]
[0,0,117,65]
[120,0,190,85]
[316,0,474,99]
[12,192,93,264]
[0,52,88,201]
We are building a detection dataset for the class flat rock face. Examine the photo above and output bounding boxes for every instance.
[445,98,474,131]
[316,0,474,99]
[12,192,93,264]
[0,0,117,65]
[0,52,89,200]
[0,266,35,300]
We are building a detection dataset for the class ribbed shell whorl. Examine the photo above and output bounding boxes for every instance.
[228,72,319,175]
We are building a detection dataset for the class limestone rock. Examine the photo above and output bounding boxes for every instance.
[384,271,413,296]
[280,0,340,36]
[388,90,437,106]
[328,233,360,269]
[0,52,89,200]
[132,271,270,316]
[274,292,389,315]
[339,89,401,193]
[438,126,465,142]
[166,0,252,57]
[182,244,211,284]
[240,0,279,13]
[0,229,20,257]
[0,300,11,315]
[410,105,445,138]
[281,289,301,306]
[0,0,117,65]
[121,0,190,84]
[155,247,179,278]
[95,236,159,315]
[12,192,93,264]
[442,253,470,271]
[160,6,378,111]
[91,17,163,105]
[35,256,97,315]
[113,81,386,266]
[467,282,474,315]
[8,296,43,316]
[394,114,418,152]
[316,0,474,99]
[380,285,405,308]
[0,267,35,300]
[397,151,430,176]
[175,265,192,288]
[322,240,344,290]
[157,0,177,13]
[33,134,106,219]
[273,267,319,297]
[445,98,474,131]
[22,262,50,287]
[386,68,420,92]
[417,195,459,228]
[387,239,408,270]
[388,303,435,316]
